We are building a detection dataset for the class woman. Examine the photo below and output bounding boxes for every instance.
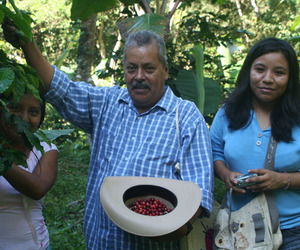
[210,37,300,249]
[0,92,58,250]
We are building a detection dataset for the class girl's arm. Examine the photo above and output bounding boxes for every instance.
[3,149,58,200]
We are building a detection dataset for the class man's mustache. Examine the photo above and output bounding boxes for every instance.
[131,81,151,90]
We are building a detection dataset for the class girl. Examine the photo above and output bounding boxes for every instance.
[0,92,58,250]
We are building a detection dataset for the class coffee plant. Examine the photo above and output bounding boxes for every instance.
[0,0,50,175]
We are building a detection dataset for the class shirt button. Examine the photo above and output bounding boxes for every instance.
[132,137,135,141]
[257,133,262,138]
[256,141,262,146]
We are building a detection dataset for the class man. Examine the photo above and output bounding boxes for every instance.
[3,25,213,249]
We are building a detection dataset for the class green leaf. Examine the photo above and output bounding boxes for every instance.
[0,4,33,42]
[289,36,300,43]
[291,15,300,31]
[0,68,15,94]
[12,75,25,104]
[35,130,51,145]
[192,45,204,85]
[174,70,204,112]
[117,14,169,40]
[70,0,118,21]
[36,129,74,142]
[203,78,221,116]
[55,32,80,69]
[191,45,205,114]
[119,0,139,6]
[23,128,44,154]
[0,9,4,23]
[0,49,8,63]
[172,71,221,116]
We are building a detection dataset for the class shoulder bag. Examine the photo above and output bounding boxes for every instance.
[213,136,283,249]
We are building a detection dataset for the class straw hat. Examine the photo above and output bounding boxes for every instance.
[100,176,202,239]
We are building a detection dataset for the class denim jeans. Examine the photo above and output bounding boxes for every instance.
[279,225,300,250]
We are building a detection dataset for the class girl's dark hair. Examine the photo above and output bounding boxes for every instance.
[225,37,300,142]
[39,99,46,127]
[0,93,46,127]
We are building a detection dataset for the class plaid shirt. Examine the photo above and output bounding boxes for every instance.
[45,66,213,250]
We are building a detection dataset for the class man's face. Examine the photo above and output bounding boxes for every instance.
[124,44,169,114]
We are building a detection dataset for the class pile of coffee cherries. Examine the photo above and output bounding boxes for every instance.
[128,197,173,216]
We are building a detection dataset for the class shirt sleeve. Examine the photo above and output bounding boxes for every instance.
[44,66,107,134]
[210,106,227,163]
[178,102,214,214]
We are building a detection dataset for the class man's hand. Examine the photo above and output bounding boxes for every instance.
[2,17,26,49]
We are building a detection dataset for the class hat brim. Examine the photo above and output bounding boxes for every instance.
[100,176,202,237]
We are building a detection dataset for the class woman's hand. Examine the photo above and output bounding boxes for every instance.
[214,160,246,195]
[224,171,247,195]
[247,169,287,192]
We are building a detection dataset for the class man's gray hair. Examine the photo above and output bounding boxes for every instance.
[123,30,168,67]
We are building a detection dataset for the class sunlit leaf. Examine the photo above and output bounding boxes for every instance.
[71,0,118,21]
[118,14,169,40]
[120,0,139,6]
[37,129,74,142]
[291,15,300,31]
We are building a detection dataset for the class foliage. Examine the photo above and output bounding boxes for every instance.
[0,49,51,174]
[43,140,90,249]
[1,0,78,67]
[71,0,118,21]
[0,0,34,45]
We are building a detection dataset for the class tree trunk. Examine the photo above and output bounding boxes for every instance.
[235,0,249,47]
[73,13,97,85]
[73,13,97,148]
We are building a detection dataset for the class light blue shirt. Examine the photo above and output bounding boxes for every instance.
[210,106,300,230]
[45,66,213,249]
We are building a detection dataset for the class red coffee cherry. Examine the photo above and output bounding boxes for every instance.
[128,197,173,216]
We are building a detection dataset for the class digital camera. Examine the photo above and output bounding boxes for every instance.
[235,173,258,188]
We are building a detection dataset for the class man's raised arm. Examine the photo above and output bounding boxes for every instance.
[2,22,54,95]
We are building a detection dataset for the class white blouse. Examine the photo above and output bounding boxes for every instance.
[0,142,58,250]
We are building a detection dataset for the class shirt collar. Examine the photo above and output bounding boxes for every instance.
[119,85,178,114]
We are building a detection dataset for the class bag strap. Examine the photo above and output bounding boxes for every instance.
[264,136,280,233]
[175,103,181,174]
[176,103,181,151]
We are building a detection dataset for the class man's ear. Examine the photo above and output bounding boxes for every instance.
[164,65,169,80]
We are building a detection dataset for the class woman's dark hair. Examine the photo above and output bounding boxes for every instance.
[225,37,300,142]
